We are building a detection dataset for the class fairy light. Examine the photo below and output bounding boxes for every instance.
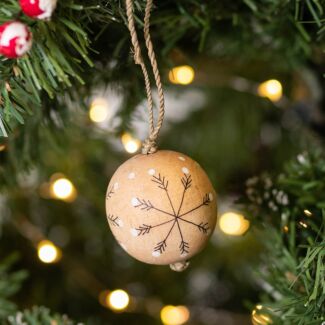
[303,209,312,217]
[283,225,289,233]
[168,65,195,85]
[299,221,308,228]
[37,240,61,264]
[121,133,141,154]
[89,98,109,123]
[107,289,130,311]
[252,305,273,325]
[0,144,6,152]
[160,305,190,325]
[50,177,77,202]
[257,79,283,102]
[219,212,250,236]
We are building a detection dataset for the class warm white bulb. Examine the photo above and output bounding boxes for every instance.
[169,65,195,85]
[51,178,76,201]
[258,79,282,102]
[219,212,250,236]
[160,305,190,325]
[303,209,312,217]
[89,98,109,123]
[37,240,61,264]
[121,133,140,153]
[124,140,140,153]
[107,289,130,311]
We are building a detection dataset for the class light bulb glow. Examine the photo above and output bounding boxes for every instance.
[89,98,109,123]
[299,221,308,228]
[0,144,6,152]
[51,177,76,201]
[160,305,190,325]
[219,212,250,236]
[107,289,130,311]
[169,65,195,85]
[303,209,312,217]
[258,79,283,102]
[121,133,141,153]
[37,240,61,264]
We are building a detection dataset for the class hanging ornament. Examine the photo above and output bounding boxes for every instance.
[106,151,217,270]
[105,0,218,272]
[19,0,57,20]
[0,21,32,58]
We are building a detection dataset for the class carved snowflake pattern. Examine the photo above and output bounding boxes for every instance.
[130,170,213,258]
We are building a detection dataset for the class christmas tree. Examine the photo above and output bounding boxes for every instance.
[0,0,324,324]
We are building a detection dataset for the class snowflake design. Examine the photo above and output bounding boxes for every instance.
[107,214,122,227]
[106,186,114,199]
[132,171,212,257]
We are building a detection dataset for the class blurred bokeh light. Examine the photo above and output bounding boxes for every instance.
[89,98,109,123]
[37,240,61,264]
[169,65,195,85]
[257,79,283,102]
[219,212,250,236]
[107,289,130,311]
[160,305,190,325]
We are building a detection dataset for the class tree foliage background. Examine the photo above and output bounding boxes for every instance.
[0,0,324,324]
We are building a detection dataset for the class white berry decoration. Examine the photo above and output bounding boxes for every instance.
[19,0,58,20]
[106,150,218,271]
[0,21,32,59]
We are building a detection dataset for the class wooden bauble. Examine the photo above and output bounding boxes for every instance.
[106,150,217,268]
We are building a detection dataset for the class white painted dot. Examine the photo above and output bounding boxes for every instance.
[113,182,119,190]
[152,251,161,257]
[131,197,139,206]
[120,243,128,251]
[130,228,138,237]
[178,156,185,161]
[180,252,189,258]
[148,168,155,175]
[117,219,124,227]
[128,172,135,179]
[208,193,213,201]
[182,167,189,174]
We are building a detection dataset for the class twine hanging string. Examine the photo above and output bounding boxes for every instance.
[125,0,165,155]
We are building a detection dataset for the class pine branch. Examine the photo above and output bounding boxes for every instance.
[0,254,28,321]
[6,306,77,325]
[242,150,325,323]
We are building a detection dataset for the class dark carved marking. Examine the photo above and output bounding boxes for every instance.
[107,214,120,227]
[106,186,114,199]
[131,171,212,257]
[179,240,189,255]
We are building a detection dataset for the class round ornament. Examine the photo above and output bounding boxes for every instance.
[19,0,57,20]
[106,150,217,270]
[0,21,32,58]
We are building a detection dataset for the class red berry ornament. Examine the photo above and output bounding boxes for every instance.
[19,0,57,20]
[0,21,32,58]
